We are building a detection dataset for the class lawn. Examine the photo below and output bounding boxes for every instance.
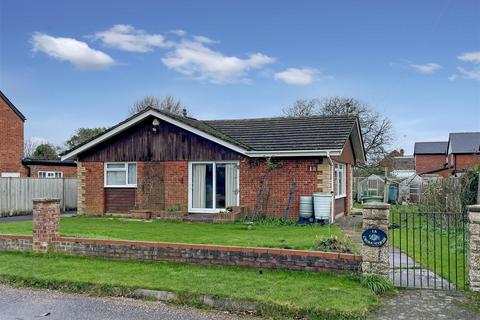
[0,251,378,319]
[389,205,468,289]
[0,216,347,251]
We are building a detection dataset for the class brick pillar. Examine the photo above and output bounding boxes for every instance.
[77,162,86,214]
[32,198,60,253]
[361,203,390,277]
[468,205,480,292]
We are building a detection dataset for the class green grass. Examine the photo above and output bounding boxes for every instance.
[0,251,378,319]
[0,216,345,251]
[389,206,468,289]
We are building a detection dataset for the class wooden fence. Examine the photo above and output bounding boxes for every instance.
[0,178,78,216]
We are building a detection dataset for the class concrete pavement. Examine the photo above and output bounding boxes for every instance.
[0,285,258,320]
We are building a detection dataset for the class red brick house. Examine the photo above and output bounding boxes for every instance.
[0,90,77,178]
[414,141,448,176]
[0,90,28,177]
[414,133,480,176]
[61,108,365,220]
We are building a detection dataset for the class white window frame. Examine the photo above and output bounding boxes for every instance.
[104,162,137,188]
[188,161,240,213]
[334,163,347,199]
[38,171,63,179]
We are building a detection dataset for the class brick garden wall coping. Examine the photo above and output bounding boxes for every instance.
[0,234,362,272]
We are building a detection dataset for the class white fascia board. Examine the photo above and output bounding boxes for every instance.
[245,150,342,157]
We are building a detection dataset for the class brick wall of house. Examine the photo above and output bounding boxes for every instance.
[27,165,77,178]
[78,162,104,215]
[136,161,188,216]
[239,158,327,219]
[0,98,27,176]
[415,154,447,174]
[454,154,480,171]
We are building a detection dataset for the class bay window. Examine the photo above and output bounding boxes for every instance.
[189,161,239,212]
[334,163,346,198]
[104,162,137,187]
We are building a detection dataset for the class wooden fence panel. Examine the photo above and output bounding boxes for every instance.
[0,178,78,216]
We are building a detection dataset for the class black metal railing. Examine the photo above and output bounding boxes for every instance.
[389,205,468,290]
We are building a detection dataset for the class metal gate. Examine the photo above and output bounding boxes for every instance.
[389,206,468,290]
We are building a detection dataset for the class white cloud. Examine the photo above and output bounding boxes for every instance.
[31,33,114,70]
[457,66,480,81]
[170,29,187,37]
[410,63,442,74]
[94,24,172,52]
[162,40,275,83]
[193,35,218,44]
[274,68,320,85]
[448,74,458,81]
[458,51,480,64]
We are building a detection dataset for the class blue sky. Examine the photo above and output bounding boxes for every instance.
[1,0,479,154]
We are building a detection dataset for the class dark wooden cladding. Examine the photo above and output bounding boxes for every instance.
[78,116,243,162]
[105,188,136,213]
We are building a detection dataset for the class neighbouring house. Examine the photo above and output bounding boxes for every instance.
[414,133,480,176]
[0,90,28,177]
[0,90,77,178]
[22,158,77,178]
[61,107,365,221]
[447,132,480,174]
[379,149,415,178]
[414,141,448,176]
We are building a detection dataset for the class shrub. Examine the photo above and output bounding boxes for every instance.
[360,275,395,294]
[313,236,353,253]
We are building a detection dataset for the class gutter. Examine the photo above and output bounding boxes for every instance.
[326,151,335,222]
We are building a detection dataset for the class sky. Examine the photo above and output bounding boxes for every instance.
[1,0,479,154]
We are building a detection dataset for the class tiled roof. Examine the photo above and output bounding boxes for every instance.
[414,142,447,155]
[205,115,358,151]
[448,132,480,154]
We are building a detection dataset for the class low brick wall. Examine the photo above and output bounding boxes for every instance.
[0,234,33,252]
[0,234,362,273]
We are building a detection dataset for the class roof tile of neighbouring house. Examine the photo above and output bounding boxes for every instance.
[414,141,447,155]
[393,156,415,170]
[204,115,358,151]
[448,132,480,154]
[0,90,26,121]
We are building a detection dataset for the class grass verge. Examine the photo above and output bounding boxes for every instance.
[0,251,378,319]
[0,216,347,251]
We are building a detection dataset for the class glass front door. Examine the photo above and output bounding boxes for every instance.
[190,162,239,212]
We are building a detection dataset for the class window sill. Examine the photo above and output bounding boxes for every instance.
[335,195,346,199]
[104,185,137,188]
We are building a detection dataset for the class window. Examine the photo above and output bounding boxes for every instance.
[104,162,137,187]
[189,161,239,213]
[38,171,63,179]
[334,163,346,198]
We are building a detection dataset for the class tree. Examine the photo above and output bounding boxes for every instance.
[283,96,393,163]
[129,95,189,116]
[24,138,45,158]
[32,143,59,160]
[64,127,107,150]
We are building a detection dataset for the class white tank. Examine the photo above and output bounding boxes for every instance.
[299,196,313,218]
[313,192,331,221]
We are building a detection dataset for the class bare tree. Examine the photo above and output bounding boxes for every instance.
[24,138,45,158]
[283,96,393,163]
[282,99,319,117]
[129,95,189,116]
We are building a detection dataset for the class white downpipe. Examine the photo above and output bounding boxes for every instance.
[326,152,335,222]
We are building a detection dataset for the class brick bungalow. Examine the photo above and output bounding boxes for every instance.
[61,108,365,221]
[0,90,77,178]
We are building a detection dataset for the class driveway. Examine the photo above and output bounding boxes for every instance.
[0,285,258,320]
[0,211,76,224]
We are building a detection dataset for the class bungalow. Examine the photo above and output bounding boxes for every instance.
[61,108,365,221]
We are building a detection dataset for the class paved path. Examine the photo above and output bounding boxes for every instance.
[373,289,479,319]
[0,285,257,320]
